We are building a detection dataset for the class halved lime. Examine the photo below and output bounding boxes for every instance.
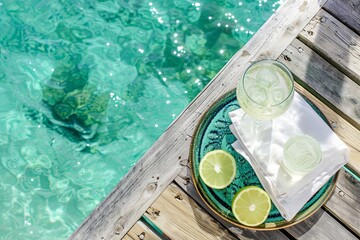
[232,186,271,227]
[199,150,236,189]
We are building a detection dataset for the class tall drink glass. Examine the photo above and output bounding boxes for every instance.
[236,59,294,132]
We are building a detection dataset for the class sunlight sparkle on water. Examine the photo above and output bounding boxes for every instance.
[157,17,163,24]
[0,0,281,238]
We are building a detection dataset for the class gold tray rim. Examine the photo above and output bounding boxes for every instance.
[189,88,338,231]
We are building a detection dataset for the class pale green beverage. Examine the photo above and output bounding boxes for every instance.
[282,135,322,175]
[237,60,294,120]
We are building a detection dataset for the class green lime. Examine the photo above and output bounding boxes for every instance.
[232,186,271,227]
[199,150,236,189]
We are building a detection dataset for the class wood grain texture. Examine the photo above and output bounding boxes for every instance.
[285,208,358,240]
[144,183,238,240]
[299,9,360,85]
[324,0,360,35]
[70,1,327,239]
[324,170,360,236]
[175,166,360,240]
[279,39,360,129]
[123,221,161,240]
[175,168,291,240]
[174,79,360,239]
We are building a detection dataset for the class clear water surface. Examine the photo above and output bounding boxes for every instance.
[0,0,281,239]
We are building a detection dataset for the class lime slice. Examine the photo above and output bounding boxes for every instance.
[232,186,271,227]
[199,150,236,189]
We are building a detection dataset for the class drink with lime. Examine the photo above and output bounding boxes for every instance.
[236,59,294,120]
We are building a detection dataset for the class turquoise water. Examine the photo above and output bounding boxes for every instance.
[0,0,280,239]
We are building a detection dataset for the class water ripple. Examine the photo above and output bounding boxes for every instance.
[0,0,281,239]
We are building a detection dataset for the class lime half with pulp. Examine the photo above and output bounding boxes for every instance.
[232,186,271,227]
[199,150,236,189]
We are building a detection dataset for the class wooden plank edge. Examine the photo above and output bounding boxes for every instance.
[279,49,360,175]
[323,169,360,237]
[139,216,172,240]
[69,1,328,239]
[284,207,358,240]
[174,165,359,239]
[143,183,239,240]
[323,0,360,36]
[123,220,162,240]
[278,39,360,131]
[174,169,292,240]
[298,9,360,85]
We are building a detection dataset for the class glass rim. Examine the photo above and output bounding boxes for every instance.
[282,135,322,175]
[241,59,295,107]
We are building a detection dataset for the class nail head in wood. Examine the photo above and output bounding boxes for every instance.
[138,232,145,240]
[338,190,345,197]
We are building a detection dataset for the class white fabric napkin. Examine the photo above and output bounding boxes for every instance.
[229,92,349,221]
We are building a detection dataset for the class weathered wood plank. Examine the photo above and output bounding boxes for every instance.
[175,83,360,238]
[290,81,360,175]
[323,0,360,35]
[174,78,360,237]
[299,9,360,85]
[176,166,360,240]
[123,221,161,240]
[70,1,328,239]
[324,170,360,236]
[278,39,360,130]
[285,208,358,240]
[175,154,360,239]
[175,168,291,240]
[144,183,238,240]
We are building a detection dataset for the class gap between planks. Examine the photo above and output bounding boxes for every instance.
[70,1,329,239]
[175,166,360,240]
[123,220,161,240]
[323,0,360,35]
[125,10,360,239]
[298,9,360,85]
[144,183,238,240]
[279,39,360,130]
[152,181,291,240]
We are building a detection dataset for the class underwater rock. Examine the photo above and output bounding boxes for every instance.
[41,60,109,140]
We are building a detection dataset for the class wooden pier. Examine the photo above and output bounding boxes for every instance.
[70,0,360,239]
